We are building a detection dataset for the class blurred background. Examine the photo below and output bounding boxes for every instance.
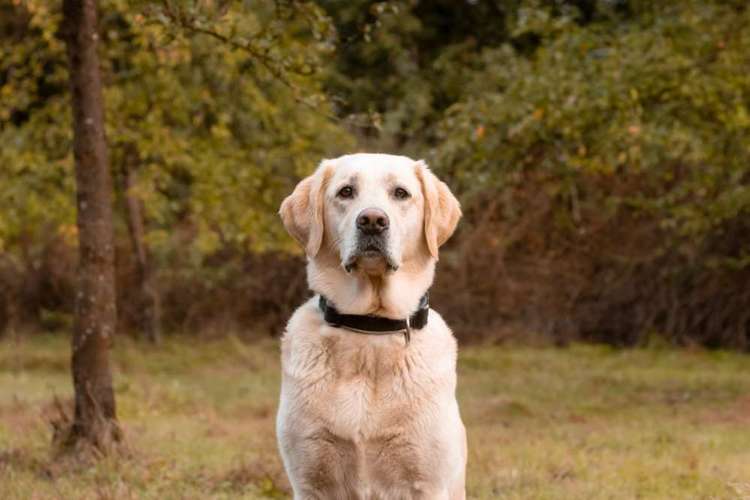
[2,0,750,349]
[3,2,750,498]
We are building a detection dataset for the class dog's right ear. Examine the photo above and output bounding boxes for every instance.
[279,160,334,257]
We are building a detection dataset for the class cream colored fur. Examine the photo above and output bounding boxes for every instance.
[277,153,466,499]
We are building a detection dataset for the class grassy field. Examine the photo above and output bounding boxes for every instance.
[1,334,749,499]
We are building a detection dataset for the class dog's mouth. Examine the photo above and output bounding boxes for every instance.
[362,244,382,258]
[344,238,398,273]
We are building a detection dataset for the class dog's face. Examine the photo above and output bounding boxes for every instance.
[325,155,424,274]
[280,154,461,276]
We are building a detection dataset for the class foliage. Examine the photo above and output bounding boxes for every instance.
[0,1,74,252]
[433,0,750,264]
[322,0,516,147]
[0,0,353,263]
[1,0,750,346]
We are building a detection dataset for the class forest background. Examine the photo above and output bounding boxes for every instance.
[2,0,750,349]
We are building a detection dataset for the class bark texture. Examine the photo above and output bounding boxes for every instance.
[122,148,161,344]
[63,0,121,449]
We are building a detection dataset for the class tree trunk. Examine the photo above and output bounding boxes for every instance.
[62,0,121,450]
[121,146,161,344]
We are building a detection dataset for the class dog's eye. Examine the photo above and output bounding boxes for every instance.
[337,186,355,199]
[394,187,410,200]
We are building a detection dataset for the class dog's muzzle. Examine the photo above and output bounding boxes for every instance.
[344,208,398,272]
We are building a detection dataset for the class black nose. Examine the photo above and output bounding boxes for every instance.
[356,208,389,235]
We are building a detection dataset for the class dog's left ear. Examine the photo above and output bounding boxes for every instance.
[415,160,462,260]
[279,160,333,257]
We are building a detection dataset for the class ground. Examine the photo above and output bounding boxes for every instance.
[1,334,749,499]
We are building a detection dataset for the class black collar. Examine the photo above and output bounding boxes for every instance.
[318,293,429,345]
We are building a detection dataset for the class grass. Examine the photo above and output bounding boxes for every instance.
[1,333,749,499]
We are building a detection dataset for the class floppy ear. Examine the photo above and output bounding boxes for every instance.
[279,161,333,257]
[415,160,462,260]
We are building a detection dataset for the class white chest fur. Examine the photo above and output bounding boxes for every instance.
[276,299,466,499]
[282,306,454,430]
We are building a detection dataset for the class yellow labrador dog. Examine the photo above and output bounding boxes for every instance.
[277,153,466,499]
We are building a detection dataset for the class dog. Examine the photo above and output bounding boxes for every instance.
[277,153,466,499]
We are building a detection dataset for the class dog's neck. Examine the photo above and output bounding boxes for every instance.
[307,250,435,319]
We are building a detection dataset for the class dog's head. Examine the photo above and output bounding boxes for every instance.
[280,154,461,276]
